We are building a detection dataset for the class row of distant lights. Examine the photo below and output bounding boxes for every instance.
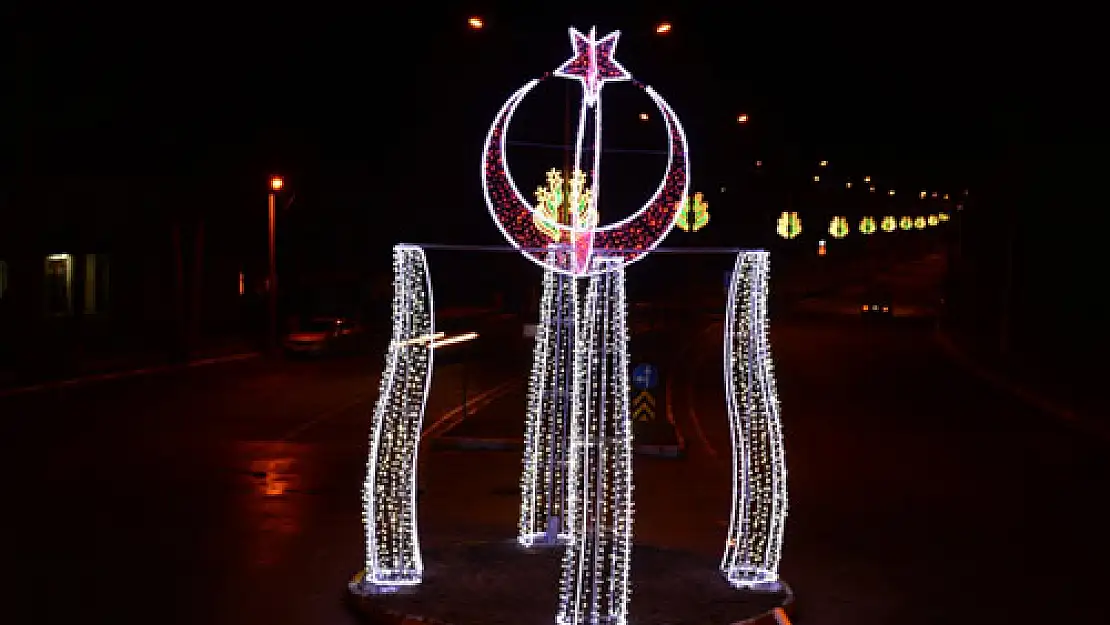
[810,162,964,200]
[465,17,753,128]
[466,16,675,34]
[468,16,956,199]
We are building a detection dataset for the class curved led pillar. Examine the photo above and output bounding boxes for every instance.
[520,250,578,546]
[721,250,788,590]
[357,244,434,592]
[558,256,633,625]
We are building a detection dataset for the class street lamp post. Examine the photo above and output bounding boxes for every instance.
[268,175,284,353]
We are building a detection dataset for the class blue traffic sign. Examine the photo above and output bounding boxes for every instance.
[631,363,659,390]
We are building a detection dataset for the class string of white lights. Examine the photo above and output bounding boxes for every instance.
[520,249,578,546]
[357,244,434,593]
[721,250,788,591]
[558,255,633,625]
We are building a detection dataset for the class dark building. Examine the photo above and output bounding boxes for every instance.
[0,175,251,384]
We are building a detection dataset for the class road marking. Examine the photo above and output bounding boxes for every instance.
[0,351,260,398]
[422,379,519,440]
[678,320,721,462]
[662,374,686,452]
[280,391,375,441]
[275,375,521,444]
[933,328,1110,445]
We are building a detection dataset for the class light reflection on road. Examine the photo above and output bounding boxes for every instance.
[242,442,307,568]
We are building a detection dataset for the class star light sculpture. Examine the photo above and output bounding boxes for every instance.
[553,27,631,107]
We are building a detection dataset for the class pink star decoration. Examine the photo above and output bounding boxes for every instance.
[553,27,631,107]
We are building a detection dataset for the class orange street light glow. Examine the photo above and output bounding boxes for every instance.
[269,176,284,191]
[655,22,672,34]
[467,16,484,30]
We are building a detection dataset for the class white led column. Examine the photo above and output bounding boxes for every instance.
[558,256,633,625]
[721,250,788,590]
[520,250,578,546]
[357,244,435,592]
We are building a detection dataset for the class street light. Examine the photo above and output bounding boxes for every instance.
[655,22,673,34]
[267,175,285,354]
[736,113,749,124]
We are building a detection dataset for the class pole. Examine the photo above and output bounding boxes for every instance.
[999,215,1014,356]
[268,191,277,354]
[461,355,469,418]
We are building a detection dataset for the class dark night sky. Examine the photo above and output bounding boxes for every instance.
[6,5,1101,258]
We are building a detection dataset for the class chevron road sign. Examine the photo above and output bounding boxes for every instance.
[632,390,656,422]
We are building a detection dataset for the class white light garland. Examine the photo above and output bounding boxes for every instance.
[721,250,788,591]
[558,255,633,625]
[520,249,578,546]
[357,244,434,592]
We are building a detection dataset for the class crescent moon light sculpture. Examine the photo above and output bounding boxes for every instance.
[481,28,690,277]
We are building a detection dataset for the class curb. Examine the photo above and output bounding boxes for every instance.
[431,436,523,451]
[933,327,1110,444]
[635,442,683,458]
[430,436,685,458]
[0,350,260,398]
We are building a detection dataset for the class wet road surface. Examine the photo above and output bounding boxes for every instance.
[3,253,1106,624]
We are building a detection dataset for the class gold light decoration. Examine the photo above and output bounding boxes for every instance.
[776,211,802,239]
[859,216,876,235]
[533,168,596,242]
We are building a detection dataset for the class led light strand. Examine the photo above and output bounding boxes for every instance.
[558,255,633,625]
[357,244,434,593]
[480,29,690,278]
[721,250,787,591]
[520,249,578,546]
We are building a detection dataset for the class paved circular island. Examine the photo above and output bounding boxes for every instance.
[348,540,792,625]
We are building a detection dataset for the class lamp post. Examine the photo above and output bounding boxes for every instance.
[268,175,284,353]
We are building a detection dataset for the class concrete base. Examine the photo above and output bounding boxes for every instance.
[347,540,792,625]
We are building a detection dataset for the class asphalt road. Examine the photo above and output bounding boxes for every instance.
[3,253,1106,625]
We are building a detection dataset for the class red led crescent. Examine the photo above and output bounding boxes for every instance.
[481,40,690,277]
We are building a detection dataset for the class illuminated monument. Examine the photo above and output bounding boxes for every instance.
[350,25,789,625]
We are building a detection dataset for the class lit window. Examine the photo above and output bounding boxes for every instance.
[45,254,73,316]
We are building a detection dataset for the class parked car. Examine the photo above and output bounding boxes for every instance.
[284,317,366,357]
[860,289,894,319]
